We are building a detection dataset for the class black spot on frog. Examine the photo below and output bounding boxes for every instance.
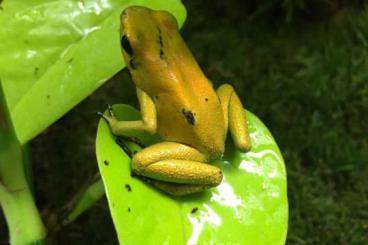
[182,109,196,126]
[157,28,165,60]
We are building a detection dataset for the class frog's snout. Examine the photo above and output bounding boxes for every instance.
[120,7,130,21]
[121,6,147,20]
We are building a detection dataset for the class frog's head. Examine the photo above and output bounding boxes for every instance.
[120,6,206,90]
[120,6,178,75]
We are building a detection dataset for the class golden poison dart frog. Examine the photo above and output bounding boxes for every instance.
[102,6,251,196]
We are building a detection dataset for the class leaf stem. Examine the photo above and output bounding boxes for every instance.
[61,177,105,225]
[0,81,46,244]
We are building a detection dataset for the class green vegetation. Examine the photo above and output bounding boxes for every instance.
[183,2,368,244]
[0,1,185,243]
[95,105,287,244]
[1,1,367,244]
[0,82,46,244]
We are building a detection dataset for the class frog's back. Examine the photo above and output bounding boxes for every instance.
[143,17,226,156]
[154,80,226,157]
[120,6,226,156]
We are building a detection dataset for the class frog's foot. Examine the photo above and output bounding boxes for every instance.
[97,104,118,128]
[132,142,223,195]
[107,103,114,117]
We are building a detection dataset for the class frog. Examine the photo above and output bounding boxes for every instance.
[101,6,251,196]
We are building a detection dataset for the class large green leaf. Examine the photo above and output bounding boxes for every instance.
[0,0,186,144]
[96,104,288,244]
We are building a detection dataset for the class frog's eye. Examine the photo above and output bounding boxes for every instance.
[121,35,133,56]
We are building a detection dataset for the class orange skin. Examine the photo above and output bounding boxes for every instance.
[104,6,251,196]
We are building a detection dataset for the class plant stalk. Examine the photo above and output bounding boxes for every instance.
[0,81,46,245]
[62,177,105,226]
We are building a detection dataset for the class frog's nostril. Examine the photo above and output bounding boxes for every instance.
[120,9,128,21]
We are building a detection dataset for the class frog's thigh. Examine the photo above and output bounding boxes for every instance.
[216,84,251,152]
[132,142,222,185]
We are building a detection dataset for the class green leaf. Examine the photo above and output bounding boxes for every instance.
[0,0,186,144]
[96,104,288,244]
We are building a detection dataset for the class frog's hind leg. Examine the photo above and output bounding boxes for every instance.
[216,84,251,152]
[132,142,222,195]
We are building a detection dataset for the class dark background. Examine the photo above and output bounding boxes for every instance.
[1,1,368,244]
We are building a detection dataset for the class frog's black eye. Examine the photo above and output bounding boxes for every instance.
[121,35,133,56]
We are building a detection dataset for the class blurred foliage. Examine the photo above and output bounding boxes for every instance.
[196,0,367,22]
[184,2,368,244]
[1,0,368,244]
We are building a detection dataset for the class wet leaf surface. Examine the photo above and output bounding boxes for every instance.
[0,0,186,144]
[96,104,288,244]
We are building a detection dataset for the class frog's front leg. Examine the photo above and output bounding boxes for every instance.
[217,84,251,152]
[102,88,156,136]
[132,142,223,196]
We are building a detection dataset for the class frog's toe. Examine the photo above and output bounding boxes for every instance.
[97,112,106,120]
[97,112,110,123]
[97,111,118,132]
[107,104,115,116]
